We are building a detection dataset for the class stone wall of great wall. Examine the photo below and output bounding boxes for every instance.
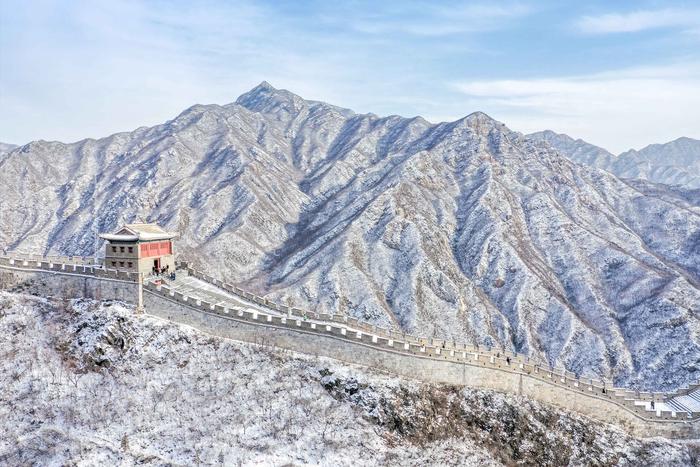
[0,257,138,301]
[1,254,699,439]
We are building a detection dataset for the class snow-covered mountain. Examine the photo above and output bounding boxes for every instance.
[1,82,699,391]
[527,131,700,189]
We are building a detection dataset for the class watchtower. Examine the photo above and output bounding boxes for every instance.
[99,223,178,274]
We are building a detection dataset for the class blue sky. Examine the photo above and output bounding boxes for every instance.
[1,0,699,153]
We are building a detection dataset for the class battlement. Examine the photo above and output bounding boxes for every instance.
[142,280,700,424]
[2,253,699,438]
[0,255,141,282]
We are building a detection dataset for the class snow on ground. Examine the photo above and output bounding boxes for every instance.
[0,291,697,466]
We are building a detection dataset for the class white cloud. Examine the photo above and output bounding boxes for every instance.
[450,64,700,153]
[577,8,700,34]
[348,2,531,36]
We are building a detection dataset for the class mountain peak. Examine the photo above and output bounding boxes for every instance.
[673,136,699,144]
[235,81,306,115]
[442,111,498,128]
[236,81,281,104]
[449,111,505,133]
[252,80,277,93]
[465,110,493,119]
[234,81,359,120]
[527,130,577,144]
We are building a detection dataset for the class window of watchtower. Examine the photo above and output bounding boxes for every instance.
[120,246,125,253]
[112,246,117,253]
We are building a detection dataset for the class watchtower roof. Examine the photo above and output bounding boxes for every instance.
[99,223,178,242]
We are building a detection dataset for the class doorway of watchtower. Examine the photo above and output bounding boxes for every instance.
[153,258,161,271]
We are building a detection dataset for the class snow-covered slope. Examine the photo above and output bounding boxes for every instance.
[527,132,700,189]
[0,293,695,466]
[1,82,699,391]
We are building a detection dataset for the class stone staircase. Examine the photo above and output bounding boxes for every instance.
[666,388,700,414]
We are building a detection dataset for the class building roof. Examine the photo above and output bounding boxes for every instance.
[99,223,178,242]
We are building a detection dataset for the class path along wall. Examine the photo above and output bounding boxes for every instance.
[1,257,699,439]
[143,284,699,439]
[180,263,700,405]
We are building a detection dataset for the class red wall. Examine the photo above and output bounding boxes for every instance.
[140,241,172,258]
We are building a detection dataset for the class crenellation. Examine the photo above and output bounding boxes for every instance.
[3,255,700,439]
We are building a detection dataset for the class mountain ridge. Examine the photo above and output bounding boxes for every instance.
[1,82,699,391]
[527,131,700,189]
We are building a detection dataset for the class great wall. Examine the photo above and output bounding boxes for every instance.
[1,253,699,439]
